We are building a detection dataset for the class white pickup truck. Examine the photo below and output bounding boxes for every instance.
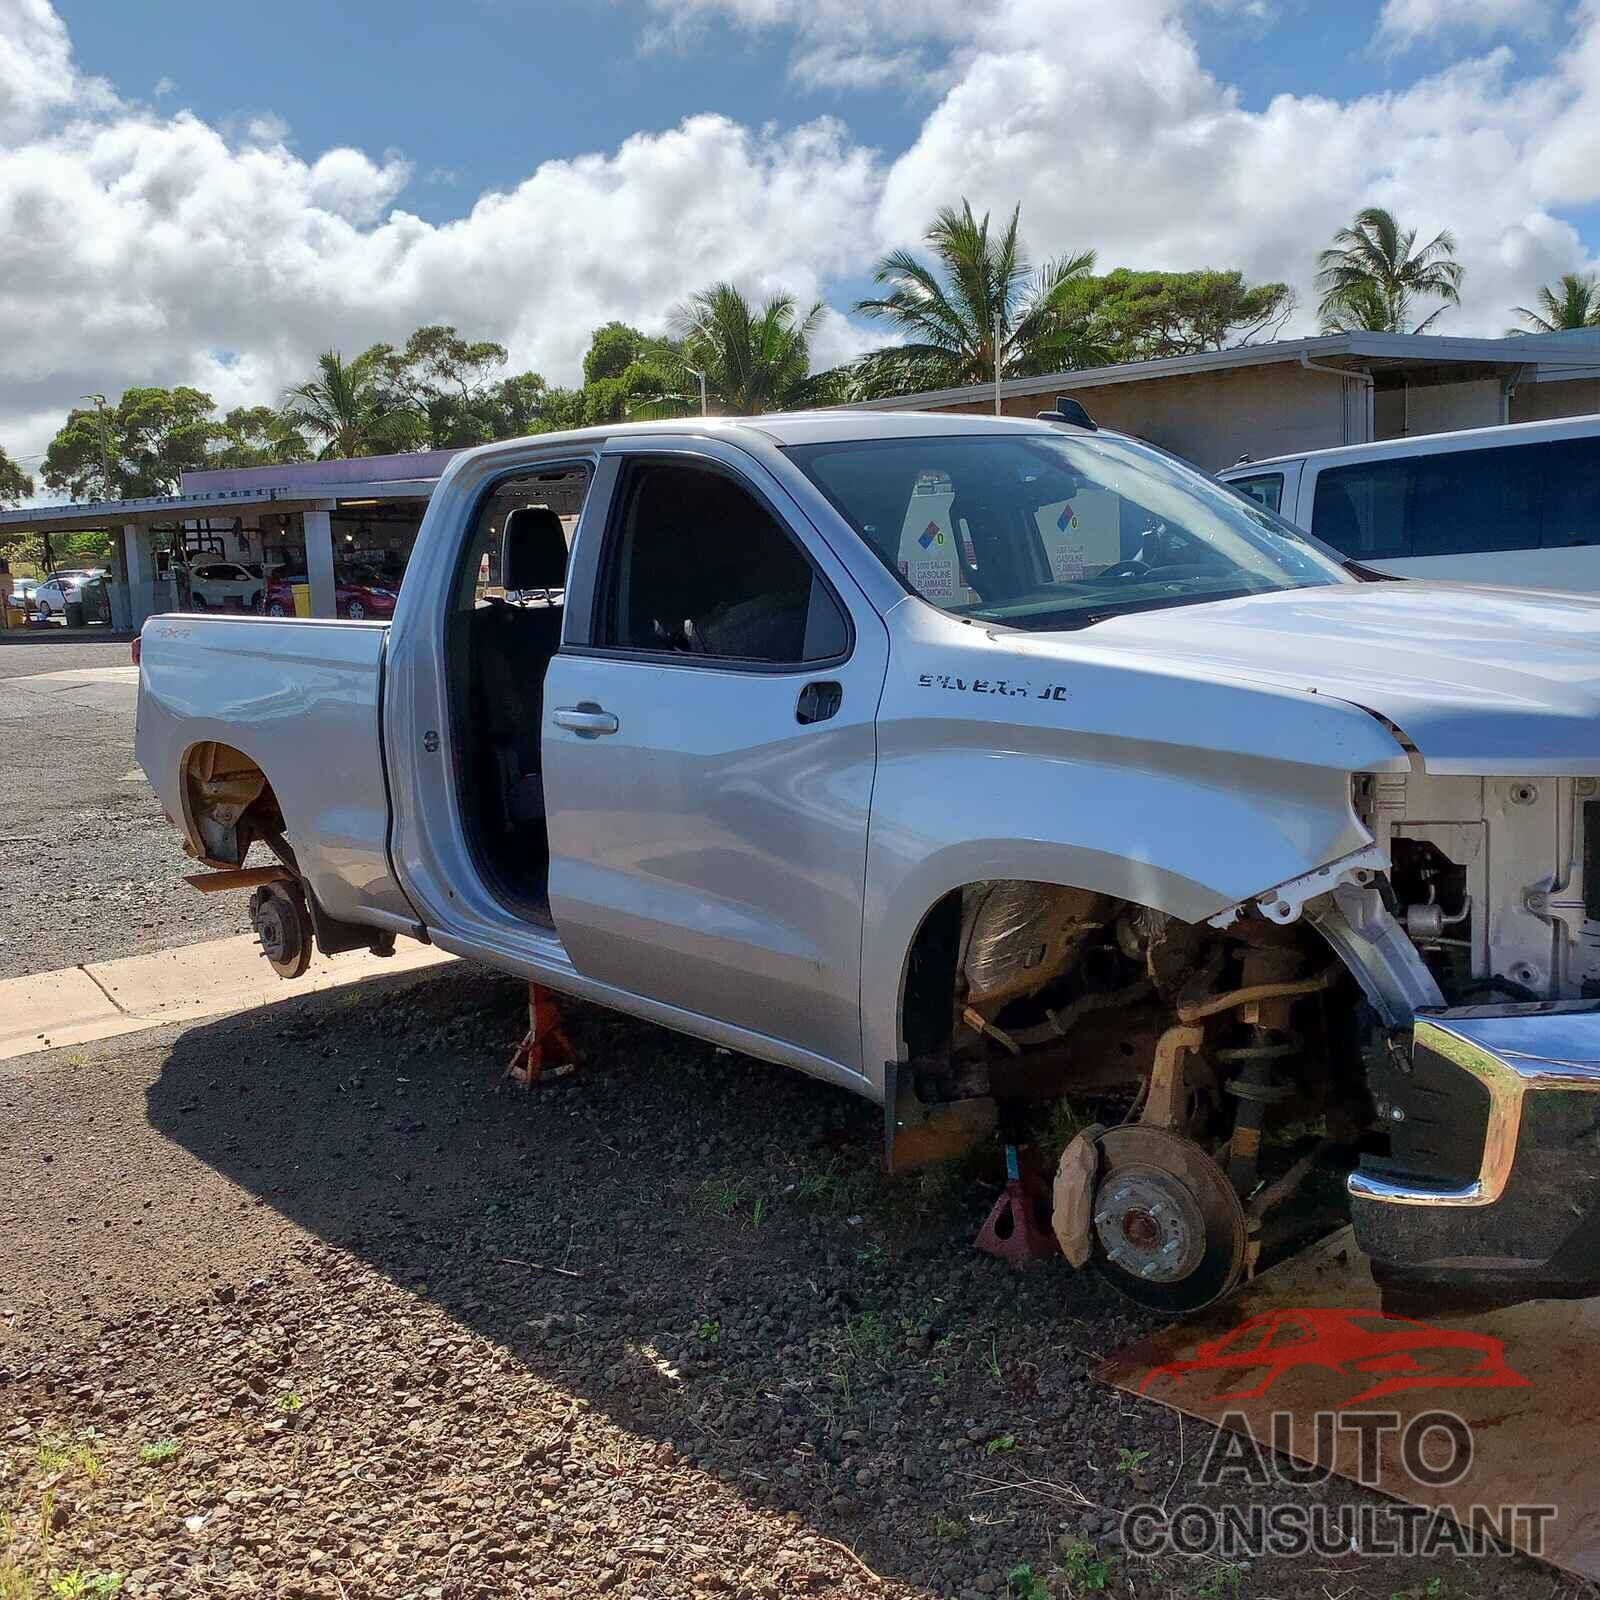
[136,411,1600,1314]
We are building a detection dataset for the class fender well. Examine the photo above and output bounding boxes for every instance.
[181,741,285,868]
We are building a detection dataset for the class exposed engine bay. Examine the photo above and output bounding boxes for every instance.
[896,770,1600,1314]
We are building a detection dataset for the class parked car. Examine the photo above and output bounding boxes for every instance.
[8,577,39,611]
[1218,412,1600,591]
[136,412,1600,1316]
[259,566,398,620]
[185,560,264,611]
[33,574,85,619]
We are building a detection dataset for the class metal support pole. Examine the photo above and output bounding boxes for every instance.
[303,507,337,618]
[993,313,1003,416]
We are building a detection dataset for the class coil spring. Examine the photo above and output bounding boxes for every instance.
[1216,1031,1300,1104]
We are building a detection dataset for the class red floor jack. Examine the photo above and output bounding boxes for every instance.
[506,982,580,1089]
[974,1143,1059,1266]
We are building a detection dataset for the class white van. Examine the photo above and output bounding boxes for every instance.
[1217,414,1600,592]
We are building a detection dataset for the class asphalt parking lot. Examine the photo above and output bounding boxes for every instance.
[0,633,257,980]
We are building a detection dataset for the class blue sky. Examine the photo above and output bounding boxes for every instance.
[5,0,1597,470]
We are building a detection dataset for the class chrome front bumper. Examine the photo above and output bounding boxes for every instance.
[1350,1003,1600,1208]
[1349,1002,1600,1307]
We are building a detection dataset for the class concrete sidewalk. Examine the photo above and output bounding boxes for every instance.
[1,931,454,1060]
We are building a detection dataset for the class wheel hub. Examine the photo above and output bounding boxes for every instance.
[250,881,312,979]
[1088,1124,1248,1313]
[1093,1168,1206,1283]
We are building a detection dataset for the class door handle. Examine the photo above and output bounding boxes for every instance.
[795,680,843,726]
[553,704,619,737]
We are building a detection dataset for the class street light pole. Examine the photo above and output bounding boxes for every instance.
[82,393,111,500]
[683,365,709,417]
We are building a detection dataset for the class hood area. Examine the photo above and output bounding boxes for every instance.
[1055,581,1600,774]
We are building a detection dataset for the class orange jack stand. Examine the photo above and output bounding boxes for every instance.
[974,1144,1059,1268]
[506,982,580,1089]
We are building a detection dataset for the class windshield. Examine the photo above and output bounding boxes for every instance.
[786,431,1350,630]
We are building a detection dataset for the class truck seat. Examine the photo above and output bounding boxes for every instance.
[474,507,570,834]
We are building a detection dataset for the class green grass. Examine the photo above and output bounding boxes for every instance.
[50,1571,123,1600]
[35,1440,101,1482]
[1115,1446,1151,1476]
[1006,1563,1051,1600]
[839,1311,890,1366]
[984,1433,1018,1456]
[137,1440,180,1467]
[1060,1538,1114,1592]
[1193,1563,1246,1598]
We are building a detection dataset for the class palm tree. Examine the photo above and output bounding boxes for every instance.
[851,201,1096,396]
[1510,272,1600,334]
[281,348,418,459]
[1315,207,1463,334]
[635,284,824,417]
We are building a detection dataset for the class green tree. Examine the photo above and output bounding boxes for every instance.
[1510,272,1600,334]
[582,321,648,385]
[1315,207,1463,334]
[211,405,311,469]
[482,371,553,438]
[851,200,1096,396]
[281,349,419,459]
[0,445,33,506]
[42,387,218,500]
[635,282,822,416]
[1064,268,1294,360]
[378,324,511,448]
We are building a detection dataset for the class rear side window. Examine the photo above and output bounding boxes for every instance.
[1539,436,1600,549]
[1229,473,1283,514]
[1311,458,1414,559]
[1409,444,1543,557]
[598,458,848,665]
[1313,435,1600,560]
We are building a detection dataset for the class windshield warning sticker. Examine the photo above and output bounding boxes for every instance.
[907,557,958,601]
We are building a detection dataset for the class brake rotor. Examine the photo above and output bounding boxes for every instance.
[250,880,313,980]
[1090,1124,1247,1314]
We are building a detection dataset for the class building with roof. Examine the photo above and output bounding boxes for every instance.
[860,327,1600,472]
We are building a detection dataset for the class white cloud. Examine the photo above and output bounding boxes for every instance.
[151,75,174,100]
[876,0,1600,341]
[640,0,993,89]
[2,0,1600,484]
[1376,0,1555,48]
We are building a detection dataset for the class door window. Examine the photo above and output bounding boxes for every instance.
[1229,473,1284,514]
[1310,457,1414,559]
[599,458,849,665]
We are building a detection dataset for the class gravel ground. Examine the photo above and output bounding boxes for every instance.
[0,965,1576,1600]
[0,632,254,979]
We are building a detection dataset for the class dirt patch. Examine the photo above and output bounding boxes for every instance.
[0,967,1572,1598]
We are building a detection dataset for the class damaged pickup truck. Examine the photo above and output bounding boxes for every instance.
[136,411,1600,1315]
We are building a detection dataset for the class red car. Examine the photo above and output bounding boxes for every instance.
[260,566,399,621]
[1139,1307,1531,1408]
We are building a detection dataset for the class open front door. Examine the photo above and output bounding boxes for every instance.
[541,438,888,1078]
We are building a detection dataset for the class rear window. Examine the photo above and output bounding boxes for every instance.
[1311,434,1600,560]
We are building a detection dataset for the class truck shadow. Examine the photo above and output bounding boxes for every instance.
[144,961,1131,1590]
